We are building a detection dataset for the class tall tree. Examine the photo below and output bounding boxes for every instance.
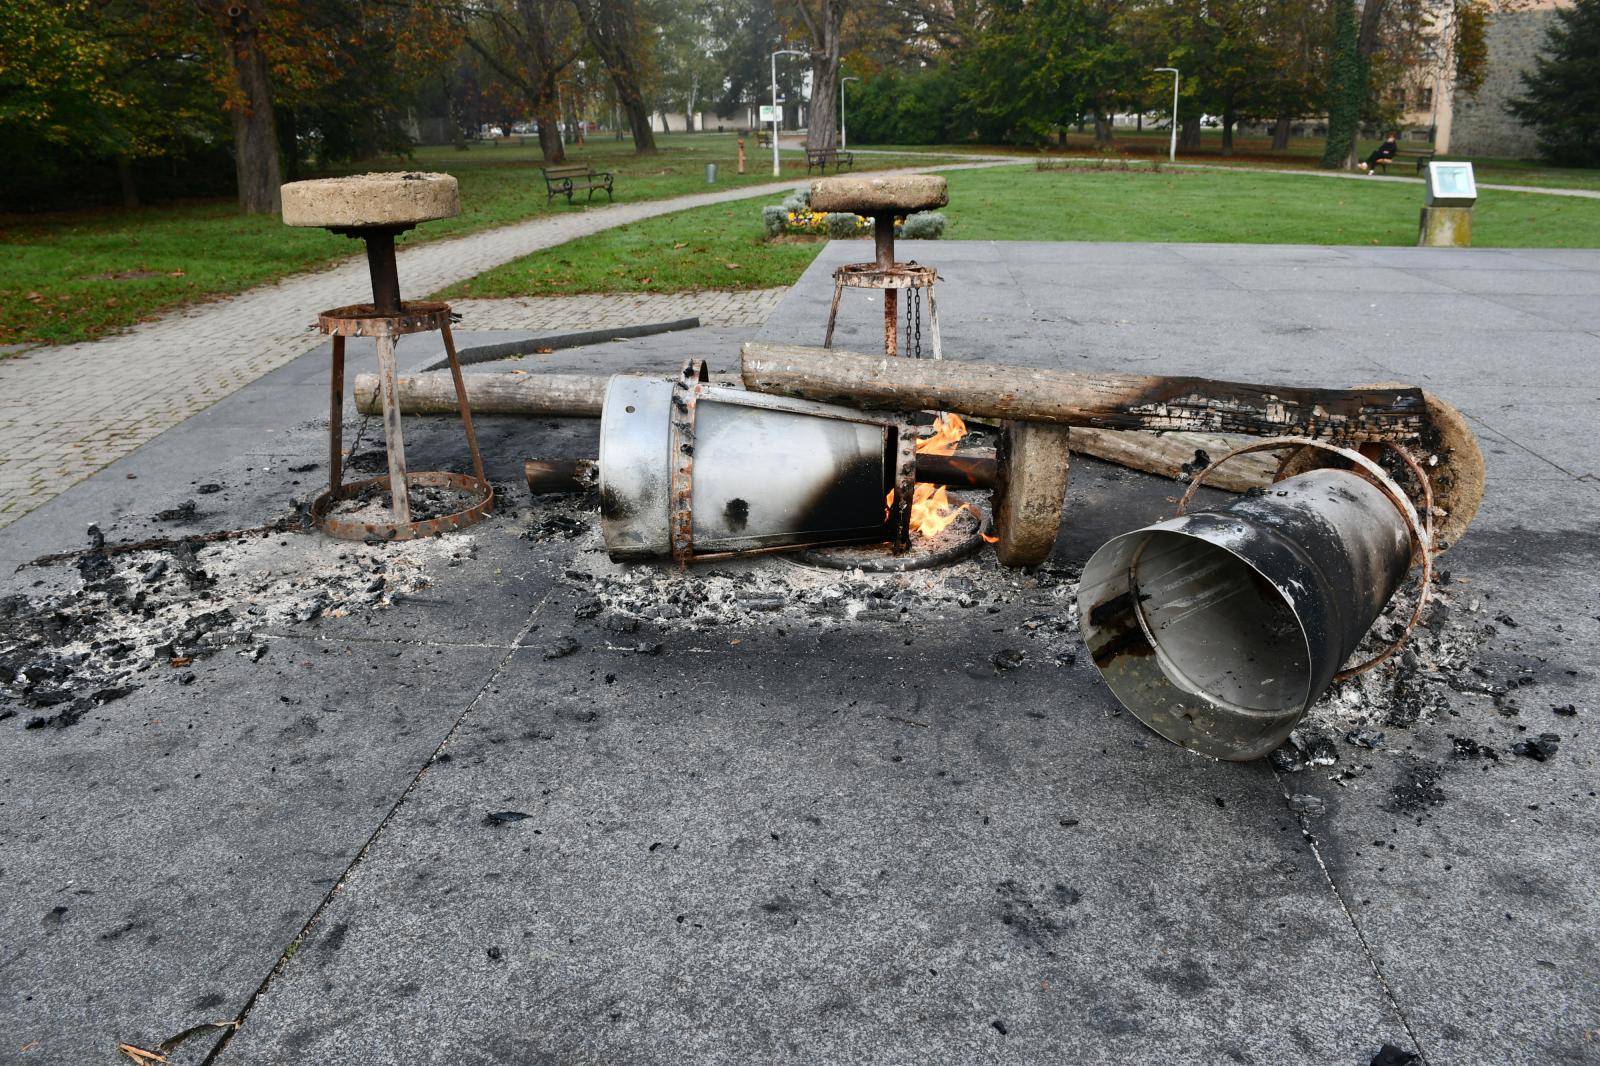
[195,0,281,213]
[792,0,848,150]
[1321,0,1363,167]
[570,0,658,153]
[466,0,582,163]
[1510,0,1600,166]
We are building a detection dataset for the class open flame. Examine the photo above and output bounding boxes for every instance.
[887,412,991,540]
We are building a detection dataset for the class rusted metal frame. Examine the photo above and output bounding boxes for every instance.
[666,360,707,563]
[1177,435,1435,680]
[823,274,846,348]
[311,300,492,543]
[328,224,415,317]
[889,418,917,553]
[440,321,488,486]
[311,471,494,543]
[874,214,898,356]
[525,459,599,494]
[329,334,345,497]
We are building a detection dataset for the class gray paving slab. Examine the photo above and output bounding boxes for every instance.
[2,635,508,1064]
[6,239,1600,1066]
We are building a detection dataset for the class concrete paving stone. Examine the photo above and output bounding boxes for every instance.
[1341,247,1574,272]
[216,635,1408,1066]
[1427,267,1600,297]
[1205,264,1465,295]
[0,635,508,1065]
[1260,291,1556,334]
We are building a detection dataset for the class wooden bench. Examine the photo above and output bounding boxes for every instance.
[1374,148,1435,175]
[805,147,854,173]
[540,163,614,205]
[756,128,773,149]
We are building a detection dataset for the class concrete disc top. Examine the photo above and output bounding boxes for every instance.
[809,174,948,215]
[281,172,460,229]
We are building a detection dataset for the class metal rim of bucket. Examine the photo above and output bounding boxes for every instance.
[1177,435,1434,681]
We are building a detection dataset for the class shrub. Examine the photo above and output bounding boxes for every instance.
[900,212,946,240]
[825,212,869,238]
[761,205,786,238]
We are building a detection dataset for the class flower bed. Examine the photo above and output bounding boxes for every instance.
[762,188,946,241]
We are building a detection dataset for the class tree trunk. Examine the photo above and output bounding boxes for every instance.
[738,343,1428,441]
[1180,115,1202,150]
[1321,0,1363,169]
[536,101,566,163]
[1271,112,1292,150]
[202,0,281,214]
[1094,111,1112,144]
[800,0,846,151]
[114,154,139,209]
[571,0,658,154]
[278,106,300,182]
[1221,99,1235,156]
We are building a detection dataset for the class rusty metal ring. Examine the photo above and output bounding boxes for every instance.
[1175,436,1434,682]
[311,471,494,542]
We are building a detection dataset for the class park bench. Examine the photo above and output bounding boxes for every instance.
[1374,147,1435,175]
[805,147,854,173]
[756,128,773,148]
[540,163,614,205]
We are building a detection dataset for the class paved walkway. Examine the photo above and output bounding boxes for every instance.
[449,289,786,331]
[0,158,1020,528]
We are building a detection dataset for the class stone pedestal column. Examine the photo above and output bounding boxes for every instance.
[1419,206,1473,247]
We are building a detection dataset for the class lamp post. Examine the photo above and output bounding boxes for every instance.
[1154,67,1179,162]
[770,48,804,176]
[840,75,859,149]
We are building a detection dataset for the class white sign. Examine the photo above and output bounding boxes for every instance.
[759,105,779,123]
[1426,161,1477,207]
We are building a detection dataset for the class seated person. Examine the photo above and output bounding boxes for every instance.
[1357,132,1400,174]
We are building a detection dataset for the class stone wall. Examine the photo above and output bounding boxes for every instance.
[1448,6,1561,159]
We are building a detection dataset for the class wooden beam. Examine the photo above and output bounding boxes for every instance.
[740,343,1427,441]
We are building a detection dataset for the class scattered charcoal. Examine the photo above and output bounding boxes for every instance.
[0,710,13,723]
[573,599,603,620]
[543,636,581,660]
[1450,736,1499,761]
[1295,730,1339,767]
[991,1020,1008,1036]
[523,511,588,541]
[1552,704,1578,717]
[1346,727,1386,750]
[1388,764,1446,813]
[1372,1046,1419,1066]
[1270,745,1306,773]
[154,500,201,524]
[1177,449,1212,481]
[991,649,1025,672]
[197,482,226,493]
[599,613,640,634]
[1494,613,1520,629]
[486,946,503,961]
[287,463,319,474]
[1512,734,1560,762]
[1287,794,1326,817]
[628,641,664,656]
[482,811,532,827]
[24,716,46,729]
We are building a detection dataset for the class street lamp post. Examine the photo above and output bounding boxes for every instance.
[1154,67,1179,162]
[770,49,804,176]
[840,75,859,149]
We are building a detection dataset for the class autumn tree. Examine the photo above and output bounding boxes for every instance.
[791,0,848,150]
[466,0,583,162]
[570,0,658,153]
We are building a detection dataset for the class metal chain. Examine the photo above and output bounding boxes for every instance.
[903,286,912,357]
[912,287,923,358]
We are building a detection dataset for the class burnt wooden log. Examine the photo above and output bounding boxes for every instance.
[739,343,1427,441]
[352,370,736,418]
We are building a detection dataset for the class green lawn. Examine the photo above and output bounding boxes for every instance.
[0,134,959,346]
[861,130,1600,192]
[447,163,1600,301]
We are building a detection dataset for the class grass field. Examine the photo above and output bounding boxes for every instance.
[0,134,957,347]
[863,130,1600,192]
[446,162,1600,302]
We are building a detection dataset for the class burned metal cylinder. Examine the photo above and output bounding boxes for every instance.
[598,365,915,562]
[1077,468,1413,761]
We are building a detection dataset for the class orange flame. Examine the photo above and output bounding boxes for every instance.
[887,413,992,540]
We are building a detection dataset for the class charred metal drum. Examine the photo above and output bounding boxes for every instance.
[1077,467,1417,761]
[599,362,916,562]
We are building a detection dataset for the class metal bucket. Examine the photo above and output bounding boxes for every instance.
[598,362,915,561]
[705,163,718,184]
[1077,467,1415,761]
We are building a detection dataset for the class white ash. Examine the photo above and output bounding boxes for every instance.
[1,526,458,728]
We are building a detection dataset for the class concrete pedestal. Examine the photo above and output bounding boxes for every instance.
[1419,205,1473,247]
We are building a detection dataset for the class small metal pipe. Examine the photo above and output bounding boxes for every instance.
[874,215,898,355]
